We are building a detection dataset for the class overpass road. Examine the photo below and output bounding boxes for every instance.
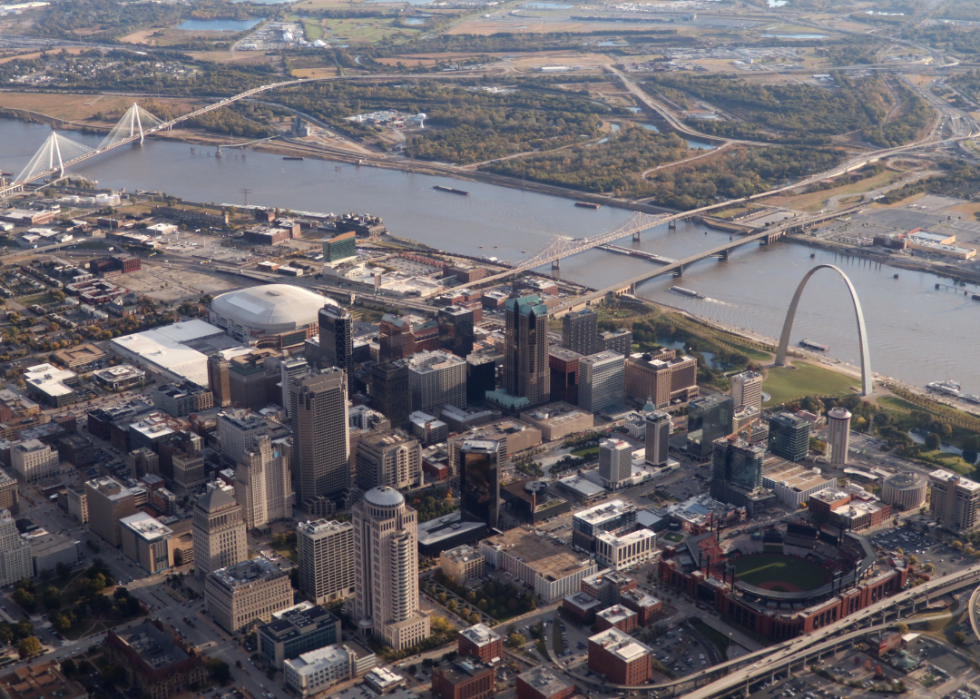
[570,562,980,699]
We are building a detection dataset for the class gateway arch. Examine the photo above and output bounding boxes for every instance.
[775,264,873,396]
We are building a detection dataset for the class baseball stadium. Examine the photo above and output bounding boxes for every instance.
[659,522,909,642]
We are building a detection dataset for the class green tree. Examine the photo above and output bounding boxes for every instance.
[953,631,968,645]
[206,659,232,684]
[507,633,526,648]
[61,659,77,676]
[925,432,941,451]
[895,622,909,635]
[18,636,42,659]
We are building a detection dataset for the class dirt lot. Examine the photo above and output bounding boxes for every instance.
[119,266,239,304]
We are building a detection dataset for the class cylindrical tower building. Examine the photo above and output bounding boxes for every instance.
[351,487,430,650]
[827,407,852,466]
[881,471,928,511]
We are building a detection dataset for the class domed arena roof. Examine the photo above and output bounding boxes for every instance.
[364,486,405,507]
[211,285,336,333]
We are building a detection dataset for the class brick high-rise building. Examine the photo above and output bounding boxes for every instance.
[516,667,575,699]
[355,431,421,492]
[432,660,495,699]
[587,627,653,685]
[85,476,137,547]
[929,470,980,532]
[351,487,430,650]
[624,349,698,408]
[504,295,550,406]
[562,308,598,356]
[458,624,503,664]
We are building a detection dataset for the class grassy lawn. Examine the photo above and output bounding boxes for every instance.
[662,531,685,543]
[734,553,830,591]
[571,445,600,458]
[302,19,324,40]
[17,291,60,306]
[763,361,857,406]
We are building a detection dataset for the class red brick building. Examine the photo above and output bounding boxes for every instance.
[516,667,576,699]
[104,621,206,699]
[432,660,495,699]
[562,592,601,624]
[595,605,637,633]
[588,628,653,685]
[619,588,663,627]
[458,624,503,664]
[581,571,637,606]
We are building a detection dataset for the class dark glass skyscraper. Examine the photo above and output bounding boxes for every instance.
[437,305,475,358]
[686,394,734,461]
[504,294,550,405]
[768,412,811,463]
[459,440,500,529]
[318,304,353,374]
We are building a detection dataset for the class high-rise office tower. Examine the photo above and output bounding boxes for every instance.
[598,439,633,490]
[280,358,309,417]
[371,362,411,427]
[711,437,764,491]
[297,519,355,604]
[355,432,422,492]
[351,487,430,650]
[407,350,467,414]
[768,412,811,463]
[599,328,632,356]
[549,347,581,405]
[928,471,980,532]
[644,411,671,467]
[218,409,270,464]
[578,351,625,414]
[686,395,734,461]
[318,304,353,374]
[208,354,232,408]
[192,487,247,581]
[438,305,475,358]
[730,371,763,411]
[562,308,598,356]
[466,354,496,405]
[290,369,350,511]
[0,508,31,586]
[458,440,500,529]
[827,407,852,466]
[235,435,294,530]
[86,476,137,547]
[504,294,550,405]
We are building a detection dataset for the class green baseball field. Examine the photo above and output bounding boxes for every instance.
[733,553,831,593]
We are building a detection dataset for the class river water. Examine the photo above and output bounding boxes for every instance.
[2,118,978,392]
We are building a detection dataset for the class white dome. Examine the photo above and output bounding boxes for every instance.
[364,486,405,507]
[211,284,336,334]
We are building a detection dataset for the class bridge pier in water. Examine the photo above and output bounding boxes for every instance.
[552,258,560,270]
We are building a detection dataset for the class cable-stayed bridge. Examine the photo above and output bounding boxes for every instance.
[0,77,316,198]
